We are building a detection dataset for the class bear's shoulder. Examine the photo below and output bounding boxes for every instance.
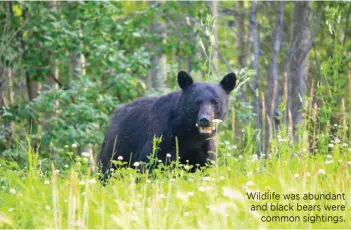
[118,96,159,110]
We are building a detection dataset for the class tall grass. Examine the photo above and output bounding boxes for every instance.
[0,118,350,229]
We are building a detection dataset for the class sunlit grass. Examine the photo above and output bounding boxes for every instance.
[0,129,350,229]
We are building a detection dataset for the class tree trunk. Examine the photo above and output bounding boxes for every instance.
[7,68,15,136]
[265,1,285,155]
[288,1,312,135]
[211,1,219,74]
[237,1,246,67]
[267,2,284,124]
[148,18,167,92]
[47,0,59,92]
[250,1,262,155]
[0,74,4,107]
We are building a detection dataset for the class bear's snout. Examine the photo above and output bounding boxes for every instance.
[197,102,215,135]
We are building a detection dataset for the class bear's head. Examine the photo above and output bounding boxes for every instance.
[178,71,236,136]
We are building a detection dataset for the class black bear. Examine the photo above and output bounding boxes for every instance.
[98,71,236,175]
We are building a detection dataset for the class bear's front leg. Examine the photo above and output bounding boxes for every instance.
[180,138,216,171]
[205,138,216,162]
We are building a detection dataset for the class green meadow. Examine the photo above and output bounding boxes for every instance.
[0,126,350,228]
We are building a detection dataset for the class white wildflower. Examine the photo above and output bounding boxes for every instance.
[110,168,114,172]
[203,176,211,181]
[9,188,16,194]
[342,143,348,147]
[187,192,194,197]
[325,160,334,165]
[158,159,162,163]
[219,176,225,181]
[346,161,351,167]
[294,173,299,179]
[183,212,190,217]
[335,138,341,144]
[81,152,90,157]
[45,205,51,211]
[327,154,332,159]
[133,162,140,167]
[64,145,69,148]
[212,119,223,124]
[64,164,69,168]
[306,172,311,177]
[44,180,50,185]
[88,179,96,184]
[328,143,334,148]
[166,153,171,158]
[72,143,78,148]
[246,181,254,187]
[184,165,192,170]
[8,208,14,212]
[318,169,326,175]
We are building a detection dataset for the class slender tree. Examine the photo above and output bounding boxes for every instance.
[288,1,312,135]
[148,4,167,92]
[211,1,219,74]
[250,1,262,154]
[237,1,247,67]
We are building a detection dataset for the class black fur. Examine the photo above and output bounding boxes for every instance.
[98,71,236,176]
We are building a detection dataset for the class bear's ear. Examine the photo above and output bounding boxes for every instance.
[178,71,194,90]
[220,72,237,93]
